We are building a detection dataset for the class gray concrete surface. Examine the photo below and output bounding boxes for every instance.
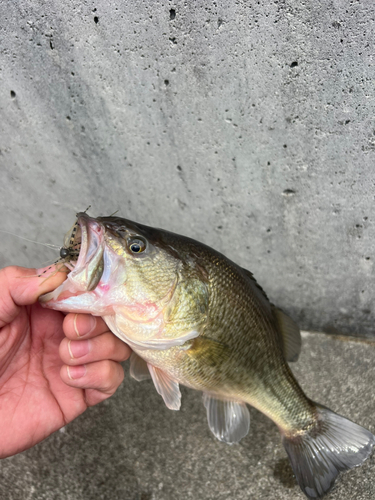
[0,331,374,500]
[0,0,374,337]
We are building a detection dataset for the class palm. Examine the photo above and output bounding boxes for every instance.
[0,302,86,457]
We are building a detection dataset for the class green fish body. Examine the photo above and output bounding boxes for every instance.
[41,213,374,499]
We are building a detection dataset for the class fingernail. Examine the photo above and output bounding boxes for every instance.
[74,314,96,338]
[68,339,90,359]
[67,365,86,380]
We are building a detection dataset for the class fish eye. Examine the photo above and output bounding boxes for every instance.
[129,238,146,254]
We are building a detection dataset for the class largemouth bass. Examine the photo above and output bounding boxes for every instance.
[40,213,374,499]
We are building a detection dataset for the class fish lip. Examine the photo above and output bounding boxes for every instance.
[74,213,103,270]
[40,213,105,304]
[69,213,105,280]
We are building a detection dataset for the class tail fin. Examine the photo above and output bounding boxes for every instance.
[282,403,375,499]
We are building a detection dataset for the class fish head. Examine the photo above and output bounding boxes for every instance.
[40,213,207,349]
[41,213,180,315]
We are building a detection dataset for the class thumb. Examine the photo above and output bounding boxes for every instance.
[1,266,67,307]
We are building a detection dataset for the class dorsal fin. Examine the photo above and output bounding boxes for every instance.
[240,267,301,361]
[240,267,270,302]
[273,307,301,362]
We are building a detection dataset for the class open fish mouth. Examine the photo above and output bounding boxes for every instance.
[40,213,106,306]
[70,212,105,288]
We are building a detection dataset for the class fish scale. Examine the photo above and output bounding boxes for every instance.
[140,238,312,431]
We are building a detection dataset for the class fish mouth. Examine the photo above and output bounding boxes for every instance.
[73,212,104,287]
[40,213,106,306]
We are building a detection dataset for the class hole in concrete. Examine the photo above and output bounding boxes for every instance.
[290,61,298,67]
[177,165,182,171]
[169,37,177,44]
[218,18,223,27]
[283,144,287,148]
[282,189,296,196]
[66,115,71,121]
[169,9,176,20]
[164,79,169,86]
[10,90,16,98]
[94,16,99,24]
[50,39,54,50]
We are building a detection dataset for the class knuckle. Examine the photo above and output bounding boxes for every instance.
[105,333,117,351]
[100,361,123,392]
[109,334,130,360]
[100,359,115,383]
[94,332,118,357]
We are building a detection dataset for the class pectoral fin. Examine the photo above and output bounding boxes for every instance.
[148,365,181,410]
[273,307,301,362]
[203,394,250,444]
[187,337,230,366]
[129,352,150,381]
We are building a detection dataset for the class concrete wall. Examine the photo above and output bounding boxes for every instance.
[0,0,374,336]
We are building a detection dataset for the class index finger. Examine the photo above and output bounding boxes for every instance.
[0,266,67,327]
[63,313,110,340]
[1,266,67,306]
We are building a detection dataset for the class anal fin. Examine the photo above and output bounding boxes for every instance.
[203,394,250,444]
[148,365,181,411]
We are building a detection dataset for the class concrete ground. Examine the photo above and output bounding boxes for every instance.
[0,331,374,500]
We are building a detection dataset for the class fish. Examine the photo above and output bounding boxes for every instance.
[40,212,374,499]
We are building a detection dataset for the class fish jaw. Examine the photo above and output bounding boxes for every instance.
[40,213,122,315]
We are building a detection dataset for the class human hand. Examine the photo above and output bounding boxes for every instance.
[0,266,131,458]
